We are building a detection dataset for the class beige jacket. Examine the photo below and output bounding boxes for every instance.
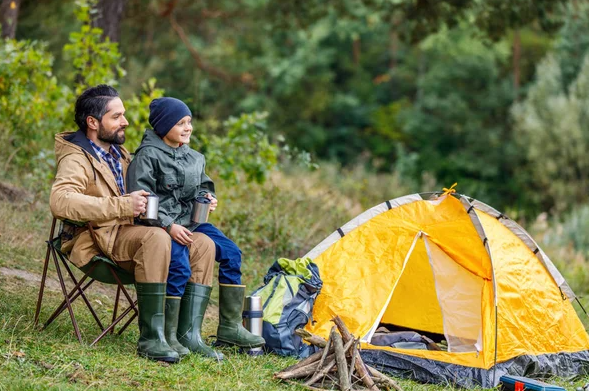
[49,130,134,267]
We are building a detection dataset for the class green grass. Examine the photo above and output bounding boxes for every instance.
[2,168,589,390]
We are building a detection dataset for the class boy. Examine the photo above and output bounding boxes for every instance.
[127,98,265,359]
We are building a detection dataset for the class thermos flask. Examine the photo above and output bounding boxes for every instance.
[140,194,159,222]
[191,196,211,224]
[242,295,264,356]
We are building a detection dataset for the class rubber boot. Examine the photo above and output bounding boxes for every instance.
[136,283,180,363]
[216,284,265,348]
[177,283,224,360]
[164,296,190,357]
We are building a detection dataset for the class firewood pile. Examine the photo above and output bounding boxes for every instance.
[274,316,403,391]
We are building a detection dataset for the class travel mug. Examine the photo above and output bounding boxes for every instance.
[242,295,264,356]
[191,196,211,224]
[140,194,159,222]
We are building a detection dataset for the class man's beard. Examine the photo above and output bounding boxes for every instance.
[97,123,126,145]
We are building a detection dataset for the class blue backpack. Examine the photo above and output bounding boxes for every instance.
[251,257,322,358]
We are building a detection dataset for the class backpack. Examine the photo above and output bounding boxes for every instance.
[251,257,322,358]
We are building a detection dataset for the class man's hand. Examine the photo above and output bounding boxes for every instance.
[205,192,218,211]
[169,224,193,245]
[130,190,150,217]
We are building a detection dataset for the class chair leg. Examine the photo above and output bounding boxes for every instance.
[34,218,57,326]
[59,257,105,331]
[51,244,83,343]
[111,286,121,335]
[43,276,94,329]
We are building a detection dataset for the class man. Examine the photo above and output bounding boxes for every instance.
[49,85,215,363]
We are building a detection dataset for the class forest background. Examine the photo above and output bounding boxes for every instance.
[2,0,589,390]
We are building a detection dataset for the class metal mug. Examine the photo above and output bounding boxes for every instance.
[191,196,211,224]
[242,295,264,356]
[140,194,159,222]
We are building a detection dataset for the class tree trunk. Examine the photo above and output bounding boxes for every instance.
[91,0,126,43]
[352,37,361,66]
[512,29,521,100]
[1,0,21,39]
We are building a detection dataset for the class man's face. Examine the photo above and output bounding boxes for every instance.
[97,97,129,145]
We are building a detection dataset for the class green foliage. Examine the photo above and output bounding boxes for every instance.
[197,112,279,185]
[398,26,521,209]
[123,78,165,153]
[63,0,124,93]
[0,39,72,171]
[512,54,589,213]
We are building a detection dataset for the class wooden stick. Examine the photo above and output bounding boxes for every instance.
[274,354,335,380]
[313,326,334,378]
[279,345,332,374]
[304,338,355,387]
[348,339,358,385]
[331,315,353,343]
[331,316,379,391]
[367,365,404,391]
[295,328,328,348]
[332,329,351,391]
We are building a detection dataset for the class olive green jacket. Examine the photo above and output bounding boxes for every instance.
[126,129,215,229]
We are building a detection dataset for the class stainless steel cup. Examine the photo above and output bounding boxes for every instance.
[242,295,264,356]
[191,196,211,224]
[140,194,159,222]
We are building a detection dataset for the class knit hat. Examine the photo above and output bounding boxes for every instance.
[148,97,192,137]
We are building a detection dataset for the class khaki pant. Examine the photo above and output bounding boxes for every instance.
[112,226,215,284]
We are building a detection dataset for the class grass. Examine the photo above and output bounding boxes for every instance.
[2,167,589,390]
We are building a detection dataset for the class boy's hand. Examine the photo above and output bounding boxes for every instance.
[169,223,193,245]
[130,190,150,217]
[205,193,218,211]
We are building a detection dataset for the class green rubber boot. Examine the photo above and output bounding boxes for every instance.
[177,283,224,360]
[136,283,180,363]
[216,284,265,348]
[165,296,190,357]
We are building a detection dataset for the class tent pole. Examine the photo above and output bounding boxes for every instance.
[576,297,589,319]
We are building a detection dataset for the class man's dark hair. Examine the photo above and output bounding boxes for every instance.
[74,85,120,133]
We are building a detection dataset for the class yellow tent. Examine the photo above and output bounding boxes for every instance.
[304,192,589,388]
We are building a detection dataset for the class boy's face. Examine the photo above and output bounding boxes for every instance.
[163,115,193,147]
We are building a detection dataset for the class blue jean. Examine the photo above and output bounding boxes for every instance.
[194,223,242,285]
[166,240,191,297]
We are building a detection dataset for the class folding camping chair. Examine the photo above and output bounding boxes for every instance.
[34,218,138,346]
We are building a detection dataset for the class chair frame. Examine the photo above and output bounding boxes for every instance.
[34,218,138,346]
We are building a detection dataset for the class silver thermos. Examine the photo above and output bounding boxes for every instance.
[242,295,264,356]
[191,196,211,224]
[140,194,159,222]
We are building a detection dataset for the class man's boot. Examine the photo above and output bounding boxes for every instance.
[177,283,224,360]
[164,297,190,357]
[136,283,180,363]
[216,284,265,348]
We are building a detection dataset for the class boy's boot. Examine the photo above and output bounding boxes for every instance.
[136,283,180,363]
[164,296,190,357]
[216,284,265,348]
[177,283,224,360]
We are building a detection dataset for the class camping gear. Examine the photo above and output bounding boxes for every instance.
[140,194,159,222]
[499,375,565,391]
[177,283,224,360]
[252,257,322,358]
[191,196,210,223]
[302,191,589,388]
[242,295,264,356]
[216,284,266,348]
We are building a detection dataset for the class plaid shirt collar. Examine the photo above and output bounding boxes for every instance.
[88,139,125,195]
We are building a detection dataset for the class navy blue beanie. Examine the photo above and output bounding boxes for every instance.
[149,97,192,137]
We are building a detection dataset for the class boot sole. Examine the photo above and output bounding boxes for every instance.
[137,351,181,364]
[214,338,265,349]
